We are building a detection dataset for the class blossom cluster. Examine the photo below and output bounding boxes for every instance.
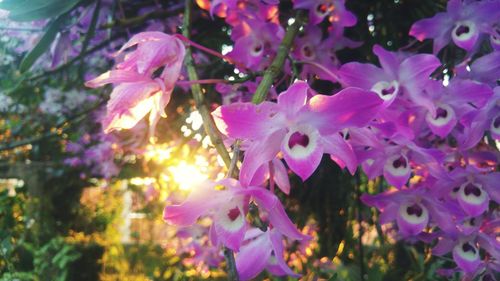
[85,0,499,279]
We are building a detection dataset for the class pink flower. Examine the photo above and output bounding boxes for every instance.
[163,178,306,251]
[213,81,383,183]
[236,228,300,280]
[85,32,185,133]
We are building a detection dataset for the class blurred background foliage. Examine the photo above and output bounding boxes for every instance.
[0,0,464,280]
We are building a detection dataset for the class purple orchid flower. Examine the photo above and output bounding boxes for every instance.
[362,186,459,237]
[409,78,493,138]
[433,166,500,218]
[350,127,446,188]
[455,86,500,149]
[292,25,361,81]
[410,0,500,53]
[163,178,306,251]
[212,81,383,184]
[338,45,441,108]
[85,32,185,133]
[293,0,357,27]
[235,228,300,280]
[433,233,482,274]
[228,19,284,70]
[455,51,500,87]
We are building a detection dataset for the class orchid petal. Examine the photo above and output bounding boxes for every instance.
[306,87,383,134]
[323,133,358,174]
[212,102,283,140]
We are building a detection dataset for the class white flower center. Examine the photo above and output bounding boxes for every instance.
[425,104,455,127]
[384,154,410,176]
[283,125,319,159]
[452,20,477,42]
[398,202,429,225]
[371,80,399,101]
[458,182,487,205]
[453,240,479,262]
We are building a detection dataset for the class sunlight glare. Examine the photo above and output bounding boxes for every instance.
[168,161,208,190]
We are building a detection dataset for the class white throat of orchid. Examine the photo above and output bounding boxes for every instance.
[283,125,320,159]
[453,240,479,262]
[425,104,455,127]
[251,41,264,57]
[452,20,477,44]
[384,154,410,176]
[398,202,429,225]
[458,182,488,205]
[216,201,245,232]
[371,80,399,101]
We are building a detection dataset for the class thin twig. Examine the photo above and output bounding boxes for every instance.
[251,10,306,104]
[182,1,239,279]
[182,0,233,170]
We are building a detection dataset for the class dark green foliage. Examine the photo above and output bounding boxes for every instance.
[0,0,84,22]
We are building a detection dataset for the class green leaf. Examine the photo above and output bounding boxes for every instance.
[19,15,67,73]
[3,0,83,22]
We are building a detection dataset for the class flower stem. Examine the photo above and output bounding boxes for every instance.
[182,0,232,170]
[299,60,340,82]
[182,1,239,280]
[251,10,306,104]
[176,79,227,86]
[174,34,249,72]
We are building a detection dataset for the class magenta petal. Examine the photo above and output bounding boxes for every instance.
[268,229,300,278]
[398,54,441,97]
[248,162,268,187]
[250,188,306,241]
[212,102,282,140]
[322,133,358,174]
[447,79,493,108]
[240,129,285,186]
[277,81,309,117]
[115,31,173,55]
[102,82,162,133]
[236,231,272,281]
[163,181,227,226]
[409,13,452,53]
[272,159,291,195]
[338,62,389,89]
[307,87,383,134]
[85,70,151,88]
[379,203,399,225]
[373,44,400,78]
[432,238,455,256]
[424,200,457,233]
